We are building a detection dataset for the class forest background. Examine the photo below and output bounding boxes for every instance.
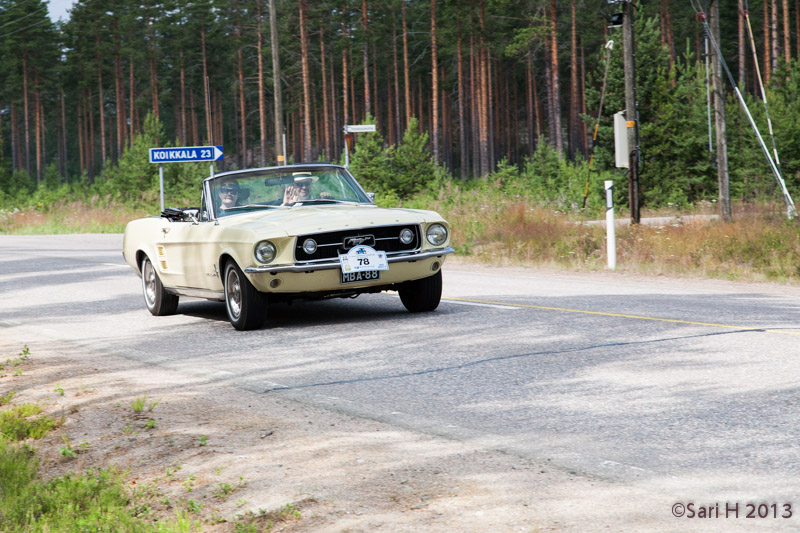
[1,0,800,281]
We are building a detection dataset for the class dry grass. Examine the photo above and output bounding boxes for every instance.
[459,200,800,283]
[0,197,151,234]
[410,183,800,283]
[3,194,799,284]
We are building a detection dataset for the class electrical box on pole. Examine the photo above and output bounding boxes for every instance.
[614,112,629,169]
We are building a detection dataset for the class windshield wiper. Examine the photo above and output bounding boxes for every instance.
[222,204,280,212]
[292,199,361,206]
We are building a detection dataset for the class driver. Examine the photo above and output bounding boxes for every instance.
[218,180,242,211]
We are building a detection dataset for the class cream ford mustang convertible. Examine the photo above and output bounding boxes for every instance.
[122,164,454,330]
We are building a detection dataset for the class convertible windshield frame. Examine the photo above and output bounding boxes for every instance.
[204,164,373,220]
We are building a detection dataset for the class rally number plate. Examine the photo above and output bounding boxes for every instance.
[338,245,388,285]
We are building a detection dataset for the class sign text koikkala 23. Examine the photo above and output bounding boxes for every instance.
[149,146,223,163]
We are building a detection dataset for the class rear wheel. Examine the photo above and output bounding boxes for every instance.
[141,256,179,316]
[224,261,267,330]
[398,270,442,312]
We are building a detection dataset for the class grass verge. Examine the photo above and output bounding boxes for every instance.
[2,190,800,283]
[0,346,306,532]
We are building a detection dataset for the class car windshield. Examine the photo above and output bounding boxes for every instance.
[209,166,371,218]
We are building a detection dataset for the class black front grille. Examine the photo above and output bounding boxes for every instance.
[294,225,420,262]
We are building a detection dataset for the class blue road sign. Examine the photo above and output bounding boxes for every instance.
[149,146,223,163]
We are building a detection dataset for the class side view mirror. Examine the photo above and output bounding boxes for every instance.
[367,192,375,203]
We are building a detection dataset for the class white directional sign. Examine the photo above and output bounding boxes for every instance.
[345,124,377,133]
[149,146,223,163]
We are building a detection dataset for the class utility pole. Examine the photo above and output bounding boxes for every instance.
[709,0,732,221]
[621,0,640,224]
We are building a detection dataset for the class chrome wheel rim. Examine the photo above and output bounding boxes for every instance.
[225,267,242,319]
[142,259,157,308]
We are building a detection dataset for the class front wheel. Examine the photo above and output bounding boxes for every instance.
[224,261,267,330]
[398,270,442,313]
[141,256,179,316]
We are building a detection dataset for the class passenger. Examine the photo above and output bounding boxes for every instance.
[282,175,315,205]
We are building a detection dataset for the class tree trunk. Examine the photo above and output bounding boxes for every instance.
[342,3,350,127]
[147,22,159,122]
[796,0,800,63]
[258,1,268,164]
[201,27,213,144]
[771,0,779,76]
[115,54,125,158]
[569,0,579,158]
[362,0,371,117]
[129,54,135,141]
[764,0,771,85]
[783,0,790,65]
[34,72,42,182]
[236,2,247,167]
[487,51,495,170]
[457,36,468,178]
[549,0,563,154]
[190,89,199,146]
[320,25,332,159]
[61,89,67,176]
[299,0,313,161]
[88,86,96,178]
[470,37,480,177]
[75,100,82,175]
[392,22,402,144]
[180,50,187,144]
[431,0,439,163]
[372,42,379,125]
[94,45,106,166]
[526,53,534,155]
[738,0,746,85]
[22,53,31,173]
[269,0,284,164]
[386,64,395,145]
[402,0,411,123]
[0,100,4,161]
[660,0,676,73]
[11,105,19,171]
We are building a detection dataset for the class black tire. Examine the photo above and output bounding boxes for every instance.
[398,270,442,313]
[141,256,179,316]
[224,261,267,330]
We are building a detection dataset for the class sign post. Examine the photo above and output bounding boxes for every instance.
[343,124,377,169]
[149,146,223,211]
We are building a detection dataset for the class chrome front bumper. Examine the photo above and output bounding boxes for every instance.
[245,247,455,274]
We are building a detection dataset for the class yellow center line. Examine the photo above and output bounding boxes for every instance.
[443,297,800,336]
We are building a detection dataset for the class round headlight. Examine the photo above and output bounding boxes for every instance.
[254,241,277,263]
[399,228,414,244]
[302,238,318,254]
[426,223,448,246]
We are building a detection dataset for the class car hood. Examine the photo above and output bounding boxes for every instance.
[219,204,445,236]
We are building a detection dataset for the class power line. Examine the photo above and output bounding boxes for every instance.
[0,5,47,30]
[0,17,47,39]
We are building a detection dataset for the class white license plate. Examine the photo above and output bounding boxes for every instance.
[340,270,380,284]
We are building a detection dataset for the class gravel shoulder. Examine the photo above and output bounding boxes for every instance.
[2,334,779,533]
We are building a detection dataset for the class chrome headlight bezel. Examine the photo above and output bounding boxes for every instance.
[426,223,448,246]
[254,240,277,264]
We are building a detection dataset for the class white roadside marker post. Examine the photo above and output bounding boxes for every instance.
[605,180,616,270]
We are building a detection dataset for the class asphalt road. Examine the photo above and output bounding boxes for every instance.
[2,233,800,508]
